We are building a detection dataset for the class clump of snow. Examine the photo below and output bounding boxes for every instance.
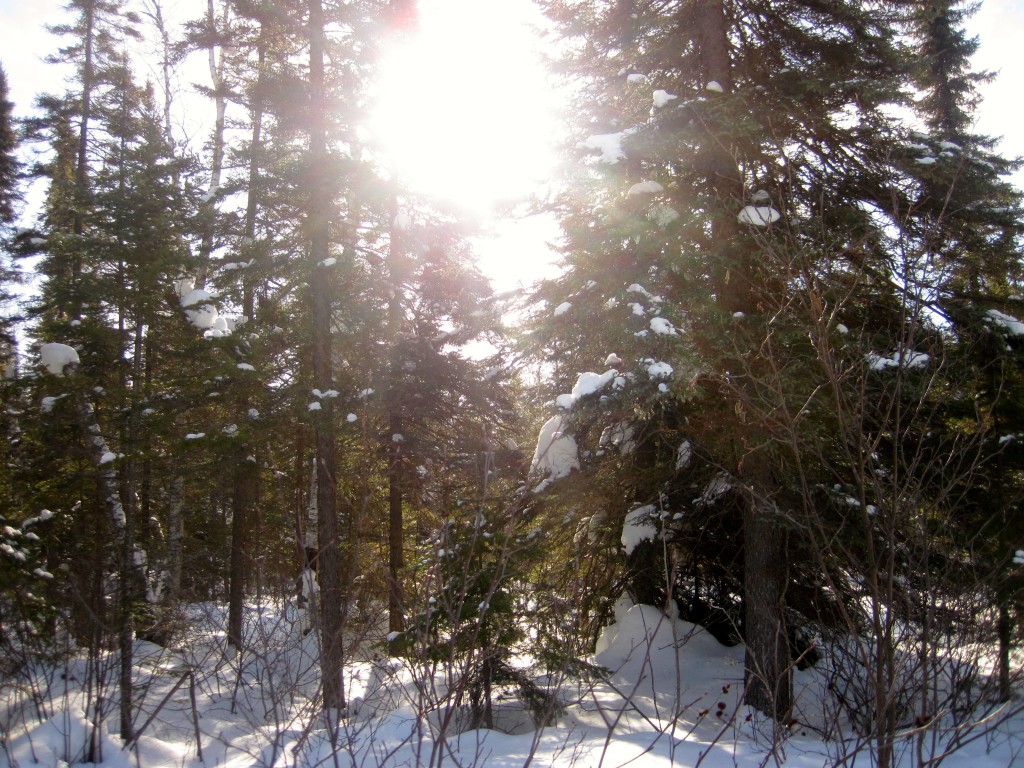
[836,323,849,334]
[737,205,781,226]
[184,433,205,440]
[621,505,659,555]
[605,353,622,366]
[553,301,572,317]
[40,343,80,376]
[580,132,626,163]
[986,309,1024,336]
[320,257,337,268]
[629,302,646,316]
[644,360,674,379]
[650,317,677,335]
[916,156,937,166]
[347,413,358,422]
[308,402,322,411]
[626,73,647,84]
[555,393,574,410]
[675,440,692,471]
[627,284,663,303]
[696,472,732,506]
[705,80,724,93]
[652,89,677,108]
[572,370,618,401]
[99,451,117,464]
[393,211,412,229]
[179,288,219,330]
[867,350,930,371]
[600,421,636,454]
[651,204,679,226]
[627,181,664,197]
[237,363,255,372]
[1014,549,1024,565]
[531,415,579,482]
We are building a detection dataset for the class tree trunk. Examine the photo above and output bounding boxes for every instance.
[308,0,345,713]
[742,480,791,720]
[227,449,256,650]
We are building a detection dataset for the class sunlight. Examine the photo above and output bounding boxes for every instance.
[369,0,559,215]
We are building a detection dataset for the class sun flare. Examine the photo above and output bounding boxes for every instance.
[369,0,559,214]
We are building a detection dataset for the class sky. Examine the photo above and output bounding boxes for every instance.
[1,0,1023,291]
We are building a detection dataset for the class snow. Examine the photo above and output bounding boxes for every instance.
[626,283,662,302]
[626,73,647,83]
[675,440,693,470]
[605,353,622,366]
[626,180,664,197]
[916,156,937,165]
[868,350,930,371]
[644,360,674,379]
[571,369,617,400]
[393,211,412,229]
[319,257,337,267]
[236,363,255,371]
[629,302,645,316]
[738,205,781,226]
[179,288,219,330]
[1014,549,1024,565]
[555,393,574,409]
[184,433,205,440]
[347,413,358,422]
[705,80,724,92]
[985,308,1024,336]
[650,316,677,335]
[99,451,117,464]
[530,415,579,481]
[580,132,626,163]
[308,402,322,411]
[652,89,677,108]
[553,301,572,316]
[40,343,80,376]
[621,504,659,555]
[836,323,849,334]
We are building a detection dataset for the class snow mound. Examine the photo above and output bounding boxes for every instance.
[627,180,664,197]
[986,308,1024,336]
[553,301,572,317]
[179,288,219,330]
[738,205,781,226]
[653,89,677,108]
[621,505,658,555]
[581,132,626,163]
[531,415,579,482]
[40,343,80,376]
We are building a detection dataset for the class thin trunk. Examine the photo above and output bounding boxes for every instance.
[71,1,96,320]
[197,0,227,287]
[387,191,405,635]
[227,449,255,650]
[309,0,345,712]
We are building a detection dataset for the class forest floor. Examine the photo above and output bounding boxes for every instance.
[2,600,1023,767]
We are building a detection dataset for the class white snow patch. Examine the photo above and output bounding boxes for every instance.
[738,205,781,226]
[308,402,322,411]
[531,416,579,482]
[644,360,674,379]
[705,80,724,93]
[650,317,677,335]
[652,89,677,108]
[605,353,622,366]
[347,413,358,422]
[621,505,658,555]
[675,440,692,471]
[40,343,80,376]
[627,181,664,197]
[581,133,626,163]
[236,363,255,372]
[626,73,647,84]
[986,309,1024,336]
[184,433,205,440]
[553,301,572,317]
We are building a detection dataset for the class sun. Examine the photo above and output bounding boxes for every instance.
[369,0,560,215]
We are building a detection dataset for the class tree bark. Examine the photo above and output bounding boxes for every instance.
[308,0,345,712]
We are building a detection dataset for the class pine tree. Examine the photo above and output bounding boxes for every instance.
[531,0,954,725]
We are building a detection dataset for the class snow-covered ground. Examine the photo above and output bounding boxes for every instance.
[2,600,1022,767]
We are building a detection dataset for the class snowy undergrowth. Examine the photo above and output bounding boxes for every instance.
[3,601,1023,768]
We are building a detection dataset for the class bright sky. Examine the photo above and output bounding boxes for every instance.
[1,0,1022,291]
